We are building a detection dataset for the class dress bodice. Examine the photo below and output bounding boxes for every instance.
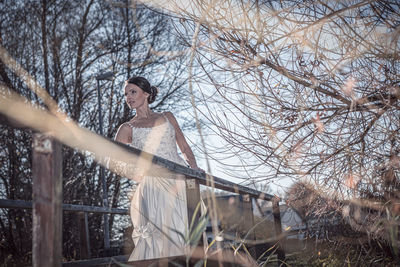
[127,115,187,166]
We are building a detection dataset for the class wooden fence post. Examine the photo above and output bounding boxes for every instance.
[242,195,257,258]
[272,197,286,266]
[186,178,203,247]
[32,134,62,267]
[78,212,91,259]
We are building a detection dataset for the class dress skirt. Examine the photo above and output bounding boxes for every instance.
[128,174,188,261]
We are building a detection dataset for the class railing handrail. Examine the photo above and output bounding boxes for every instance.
[0,199,128,214]
[108,139,277,201]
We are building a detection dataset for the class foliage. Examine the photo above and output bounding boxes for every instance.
[289,240,398,267]
[286,180,398,263]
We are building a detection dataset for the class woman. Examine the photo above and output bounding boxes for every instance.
[115,76,199,261]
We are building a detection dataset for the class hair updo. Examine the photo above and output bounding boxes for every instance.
[126,76,158,104]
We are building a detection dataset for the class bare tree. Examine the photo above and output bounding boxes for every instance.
[0,0,192,264]
[161,0,400,261]
[171,0,399,201]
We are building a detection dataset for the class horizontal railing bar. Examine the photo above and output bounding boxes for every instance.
[62,255,128,266]
[110,140,276,201]
[63,203,127,214]
[0,199,31,209]
[0,199,128,214]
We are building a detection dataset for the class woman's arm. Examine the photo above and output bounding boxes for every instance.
[164,112,199,169]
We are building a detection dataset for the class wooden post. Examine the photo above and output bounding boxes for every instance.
[272,197,286,266]
[185,178,203,248]
[242,195,257,258]
[32,134,62,267]
[78,212,91,259]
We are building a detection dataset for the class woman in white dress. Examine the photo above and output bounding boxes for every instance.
[114,77,200,261]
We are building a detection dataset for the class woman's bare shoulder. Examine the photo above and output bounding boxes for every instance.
[115,122,132,142]
[163,112,181,129]
[162,111,176,121]
[119,122,133,130]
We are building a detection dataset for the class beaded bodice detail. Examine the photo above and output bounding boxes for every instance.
[127,116,186,166]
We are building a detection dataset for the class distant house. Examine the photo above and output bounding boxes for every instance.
[253,200,306,240]
[202,194,256,248]
[253,199,307,253]
[278,204,307,239]
[202,194,306,253]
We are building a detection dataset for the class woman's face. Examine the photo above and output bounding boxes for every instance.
[124,83,149,109]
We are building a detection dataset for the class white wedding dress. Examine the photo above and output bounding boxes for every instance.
[127,115,188,261]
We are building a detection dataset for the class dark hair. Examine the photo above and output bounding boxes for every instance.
[126,76,158,104]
